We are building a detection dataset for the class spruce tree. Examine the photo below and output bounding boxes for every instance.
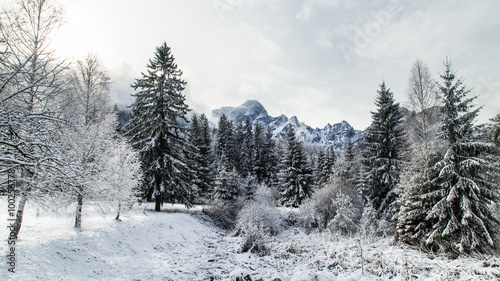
[277,125,314,207]
[239,118,254,176]
[188,114,214,200]
[362,82,406,220]
[489,113,500,147]
[252,124,265,182]
[215,114,235,171]
[314,148,327,187]
[315,147,336,188]
[423,59,499,254]
[126,42,193,211]
[198,114,215,196]
[214,166,240,202]
[395,144,441,248]
[337,140,356,184]
[262,126,278,185]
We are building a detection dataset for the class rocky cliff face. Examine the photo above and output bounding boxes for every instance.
[212,100,364,150]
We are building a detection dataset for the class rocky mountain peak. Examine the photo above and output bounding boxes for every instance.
[212,100,364,150]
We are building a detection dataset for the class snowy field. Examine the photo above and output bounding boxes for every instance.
[1,198,499,280]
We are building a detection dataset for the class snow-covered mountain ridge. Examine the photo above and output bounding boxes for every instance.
[213,100,364,150]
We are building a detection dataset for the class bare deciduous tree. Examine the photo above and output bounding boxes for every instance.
[406,59,440,152]
[0,0,68,238]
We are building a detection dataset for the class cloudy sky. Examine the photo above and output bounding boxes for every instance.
[47,0,499,129]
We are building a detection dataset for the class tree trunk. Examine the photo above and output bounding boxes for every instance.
[13,193,28,239]
[75,193,83,228]
[155,196,161,212]
[115,202,121,220]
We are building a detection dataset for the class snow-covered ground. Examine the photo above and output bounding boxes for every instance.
[1,198,499,280]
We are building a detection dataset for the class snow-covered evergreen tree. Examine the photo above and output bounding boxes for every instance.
[126,42,194,212]
[489,113,500,147]
[252,124,265,182]
[215,114,235,171]
[329,191,357,235]
[337,140,357,185]
[239,119,254,177]
[262,126,278,185]
[213,166,240,202]
[315,146,335,188]
[423,59,500,255]
[277,125,314,207]
[361,82,406,220]
[241,174,258,200]
[188,114,214,200]
[395,143,441,248]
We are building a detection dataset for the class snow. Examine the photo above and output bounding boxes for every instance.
[1,197,499,280]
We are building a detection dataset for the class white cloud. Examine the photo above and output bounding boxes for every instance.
[296,3,313,21]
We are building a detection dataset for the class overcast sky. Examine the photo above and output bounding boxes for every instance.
[46,0,500,129]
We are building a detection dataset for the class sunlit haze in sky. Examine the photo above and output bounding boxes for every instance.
[8,0,500,129]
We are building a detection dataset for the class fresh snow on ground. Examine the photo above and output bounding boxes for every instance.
[1,198,499,280]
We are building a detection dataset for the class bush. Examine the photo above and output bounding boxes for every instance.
[234,185,284,237]
[203,199,244,230]
[298,181,362,234]
[234,185,284,256]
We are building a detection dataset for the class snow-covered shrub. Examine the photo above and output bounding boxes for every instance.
[239,232,271,256]
[234,185,283,256]
[235,185,284,237]
[298,183,338,231]
[360,203,394,238]
[328,191,357,235]
[298,181,362,233]
[203,198,244,230]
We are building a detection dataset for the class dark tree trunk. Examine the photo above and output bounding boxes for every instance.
[115,202,122,220]
[75,193,83,228]
[155,196,161,212]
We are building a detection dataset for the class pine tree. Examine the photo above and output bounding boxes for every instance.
[336,140,356,184]
[215,114,235,171]
[318,146,336,187]
[277,125,314,207]
[213,166,240,202]
[395,144,441,248]
[188,114,214,200]
[329,191,357,235]
[239,118,254,177]
[199,114,215,196]
[423,59,500,254]
[262,126,278,185]
[252,124,265,182]
[361,82,406,220]
[314,149,326,187]
[489,113,500,147]
[126,42,193,212]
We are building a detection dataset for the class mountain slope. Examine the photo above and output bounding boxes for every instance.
[213,100,364,150]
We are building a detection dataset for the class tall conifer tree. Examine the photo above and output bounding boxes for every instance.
[126,42,193,211]
[361,82,406,220]
[277,125,314,207]
[423,59,499,254]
